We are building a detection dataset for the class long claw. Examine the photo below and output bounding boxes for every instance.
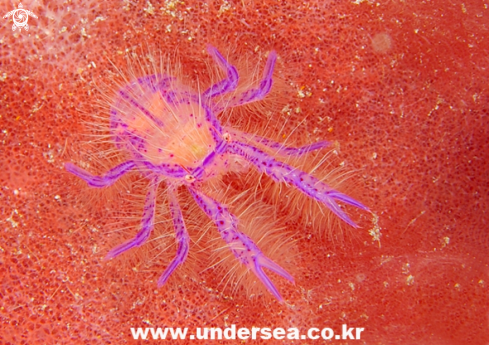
[228,141,367,227]
[326,191,369,210]
[256,256,295,283]
[189,187,293,301]
[254,263,282,301]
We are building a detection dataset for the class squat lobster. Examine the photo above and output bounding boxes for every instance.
[66,45,368,301]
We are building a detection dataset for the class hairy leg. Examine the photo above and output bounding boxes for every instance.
[105,176,160,259]
[228,129,331,156]
[203,45,239,98]
[157,186,190,287]
[230,50,277,106]
[189,187,294,301]
[228,141,369,227]
[213,50,277,112]
[65,161,136,188]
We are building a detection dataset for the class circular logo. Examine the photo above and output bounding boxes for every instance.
[3,4,38,32]
[12,9,28,28]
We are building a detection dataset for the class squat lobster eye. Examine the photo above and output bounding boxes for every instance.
[185,174,196,183]
[223,133,232,142]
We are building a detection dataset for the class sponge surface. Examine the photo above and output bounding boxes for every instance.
[1,0,488,344]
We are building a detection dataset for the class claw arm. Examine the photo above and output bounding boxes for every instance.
[228,129,331,156]
[228,141,369,228]
[189,187,294,301]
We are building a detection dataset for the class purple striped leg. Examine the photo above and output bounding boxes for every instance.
[157,186,190,287]
[229,130,331,156]
[228,141,369,228]
[105,176,160,260]
[227,50,277,107]
[189,187,294,301]
[65,161,136,188]
[204,45,239,98]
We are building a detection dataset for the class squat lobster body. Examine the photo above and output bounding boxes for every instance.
[65,45,368,301]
